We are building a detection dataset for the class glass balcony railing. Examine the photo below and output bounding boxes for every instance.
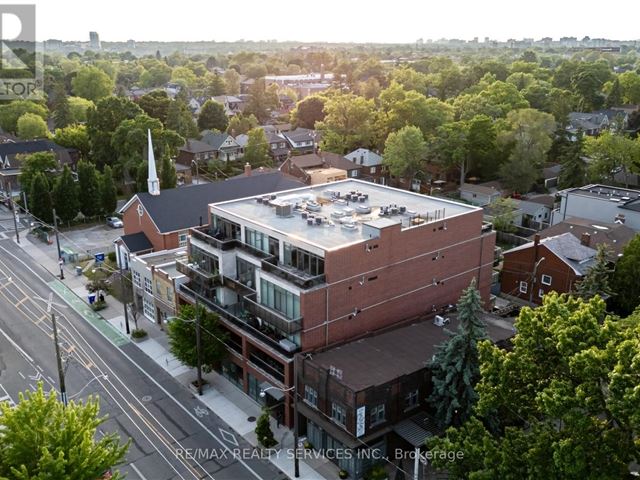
[243,293,302,335]
[190,227,237,251]
[176,258,221,287]
[261,257,326,289]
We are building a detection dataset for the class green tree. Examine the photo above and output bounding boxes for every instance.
[139,63,172,88]
[428,278,487,428]
[19,152,57,197]
[227,113,258,136]
[383,125,427,183]
[255,407,277,448]
[491,197,518,233]
[166,97,199,139]
[0,383,128,480]
[16,112,49,139]
[77,160,101,217]
[453,81,529,120]
[68,96,95,123]
[547,88,578,126]
[611,234,640,315]
[159,155,177,189]
[575,243,613,300]
[290,95,326,129]
[137,90,171,124]
[0,100,48,134]
[430,121,470,186]
[605,77,623,108]
[53,165,79,224]
[167,304,228,373]
[100,165,118,215]
[136,161,148,193]
[584,131,640,186]
[197,100,228,132]
[223,68,241,95]
[572,62,613,111]
[243,79,271,124]
[427,294,640,480]
[52,84,72,129]
[29,172,53,224]
[498,155,538,193]
[202,73,226,97]
[317,93,376,153]
[618,71,640,104]
[557,132,587,189]
[467,114,501,180]
[243,128,271,168]
[53,124,91,159]
[71,65,115,102]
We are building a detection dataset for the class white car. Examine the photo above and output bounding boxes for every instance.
[106,217,123,228]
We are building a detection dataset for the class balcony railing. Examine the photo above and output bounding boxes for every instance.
[176,258,221,287]
[243,293,302,335]
[248,353,285,383]
[190,227,237,251]
[261,257,326,289]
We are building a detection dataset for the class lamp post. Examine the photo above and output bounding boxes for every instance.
[52,208,64,279]
[260,376,299,478]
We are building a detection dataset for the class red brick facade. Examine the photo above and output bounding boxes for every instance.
[122,198,181,251]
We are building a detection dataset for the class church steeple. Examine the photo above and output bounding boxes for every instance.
[147,129,160,196]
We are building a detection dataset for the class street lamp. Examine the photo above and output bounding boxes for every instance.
[260,380,300,478]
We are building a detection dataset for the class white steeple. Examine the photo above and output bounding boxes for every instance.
[147,129,160,196]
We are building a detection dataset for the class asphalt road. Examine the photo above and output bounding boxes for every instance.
[0,237,287,480]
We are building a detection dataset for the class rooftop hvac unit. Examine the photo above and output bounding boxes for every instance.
[359,196,366,203]
[307,218,314,225]
[399,206,406,213]
[270,194,277,200]
[276,202,293,217]
[256,197,263,204]
[315,216,322,225]
[434,315,450,327]
[302,212,308,219]
[390,207,399,215]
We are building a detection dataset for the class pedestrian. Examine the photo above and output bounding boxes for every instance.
[99,293,105,303]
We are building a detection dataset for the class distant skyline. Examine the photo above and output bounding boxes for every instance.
[9,0,640,44]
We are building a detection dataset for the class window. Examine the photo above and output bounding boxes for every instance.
[370,166,376,174]
[331,402,347,427]
[405,390,419,410]
[260,278,300,319]
[133,270,141,288]
[178,232,188,247]
[304,385,318,407]
[283,243,324,276]
[245,227,275,254]
[350,170,358,178]
[539,288,545,299]
[143,297,155,320]
[236,257,256,288]
[370,404,385,426]
[144,277,153,294]
[519,281,528,294]
[541,274,552,286]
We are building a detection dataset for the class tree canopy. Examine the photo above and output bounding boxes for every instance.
[383,125,427,182]
[197,100,229,132]
[71,65,115,102]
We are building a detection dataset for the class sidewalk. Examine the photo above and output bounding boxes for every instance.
[15,234,338,480]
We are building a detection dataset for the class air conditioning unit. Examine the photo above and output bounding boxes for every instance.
[276,202,293,217]
[434,315,450,327]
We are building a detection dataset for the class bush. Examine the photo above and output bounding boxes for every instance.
[339,469,349,479]
[91,300,107,311]
[131,328,147,339]
[303,440,313,449]
[364,464,387,480]
[255,407,277,448]
[107,251,117,263]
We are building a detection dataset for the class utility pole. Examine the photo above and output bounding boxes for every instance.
[22,190,28,214]
[119,264,130,334]
[8,182,19,244]
[51,312,67,406]
[195,297,203,396]
[52,208,64,279]
[293,353,300,478]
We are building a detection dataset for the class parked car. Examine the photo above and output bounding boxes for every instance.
[106,217,123,228]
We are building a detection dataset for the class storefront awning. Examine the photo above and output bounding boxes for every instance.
[393,412,441,448]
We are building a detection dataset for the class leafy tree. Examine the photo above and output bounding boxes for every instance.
[52,84,72,129]
[243,128,271,168]
[428,278,487,428]
[100,165,117,215]
[167,304,228,373]
[243,79,272,124]
[498,155,538,193]
[584,131,640,186]
[467,114,501,180]
[136,161,148,193]
[575,243,613,300]
[197,100,228,132]
[571,61,612,111]
[547,88,578,126]
[166,97,199,139]
[227,113,258,136]
[71,65,115,102]
[255,407,277,448]
[291,95,326,129]
[53,124,91,159]
[16,113,49,139]
[317,93,376,153]
[137,90,171,123]
[453,81,529,120]
[491,198,518,233]
[557,131,587,189]
[223,68,241,95]
[389,66,429,95]
[0,383,128,480]
[0,100,48,134]
[430,121,470,186]
[170,66,197,89]
[68,96,95,123]
[611,234,640,315]
[383,125,427,183]
[159,155,177,189]
[139,62,172,88]
[19,152,57,197]
[427,294,640,480]
[29,172,53,224]
[618,71,640,104]
[77,160,102,217]
[202,73,226,97]
[53,165,79,224]
[605,77,623,108]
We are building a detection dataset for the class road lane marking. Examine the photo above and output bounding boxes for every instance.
[130,463,149,480]
[0,326,34,363]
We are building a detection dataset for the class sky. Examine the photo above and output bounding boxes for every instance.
[6,0,640,43]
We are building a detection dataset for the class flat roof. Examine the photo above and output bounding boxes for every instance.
[309,313,515,392]
[136,249,187,267]
[211,179,478,251]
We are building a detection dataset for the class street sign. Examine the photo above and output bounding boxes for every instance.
[94,252,105,263]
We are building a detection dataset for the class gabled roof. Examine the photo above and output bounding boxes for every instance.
[525,194,555,208]
[119,232,153,254]
[179,139,216,154]
[542,163,561,179]
[119,172,305,234]
[291,152,360,172]
[282,127,317,144]
[200,131,237,150]
[460,183,502,196]
[0,139,74,166]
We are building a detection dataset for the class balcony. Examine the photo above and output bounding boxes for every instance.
[243,293,302,335]
[176,258,221,287]
[190,227,237,251]
[261,257,326,289]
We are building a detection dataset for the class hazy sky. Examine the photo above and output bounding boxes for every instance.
[9,0,640,43]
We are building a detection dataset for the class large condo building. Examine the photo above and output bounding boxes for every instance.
[177,179,495,426]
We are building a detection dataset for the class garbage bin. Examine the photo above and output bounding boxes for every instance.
[75,265,83,276]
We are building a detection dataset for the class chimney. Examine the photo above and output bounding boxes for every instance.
[534,234,540,246]
[244,162,252,176]
[581,232,591,247]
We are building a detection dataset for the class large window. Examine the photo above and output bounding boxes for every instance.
[133,270,141,288]
[144,277,153,294]
[191,245,219,274]
[304,385,318,408]
[143,297,155,320]
[211,215,241,240]
[283,243,325,276]
[260,279,300,319]
[245,227,279,256]
[236,257,256,288]
[370,404,385,426]
[331,402,347,427]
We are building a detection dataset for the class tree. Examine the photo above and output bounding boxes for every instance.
[136,161,148,193]
[557,132,587,189]
[0,383,128,479]
[197,100,228,132]
[223,68,241,95]
[427,294,640,480]
[137,90,171,124]
[498,155,539,193]
[571,61,612,111]
[52,84,72,129]
[491,198,518,233]
[202,73,226,97]
[53,165,79,224]
[428,278,487,428]
[139,63,172,88]
[453,81,529,120]
[71,65,115,102]
[243,79,271,124]
[100,165,118,215]
[54,124,91,159]
[0,100,48,134]
[317,93,376,153]
[383,125,427,183]
[166,97,199,139]
[68,96,95,123]
[167,304,228,373]
[618,71,640,104]
[585,132,640,187]
[159,155,177,189]
[19,152,57,199]
[16,112,49,139]
[611,234,640,315]
[575,243,613,300]
[605,77,623,108]
[243,128,271,168]
[227,113,258,136]
[77,160,102,217]
[467,114,501,180]
[29,172,53,224]
[291,95,326,129]
[430,121,470,186]
[255,407,277,448]
[500,108,556,169]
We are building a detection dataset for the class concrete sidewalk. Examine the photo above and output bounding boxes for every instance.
[15,234,338,480]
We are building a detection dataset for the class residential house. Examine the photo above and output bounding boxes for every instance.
[515,194,555,229]
[298,313,514,478]
[552,184,640,231]
[567,112,610,136]
[541,163,562,190]
[176,179,496,428]
[200,131,242,163]
[501,232,598,304]
[176,139,217,167]
[344,148,386,184]
[282,128,318,155]
[266,132,291,162]
[212,95,245,117]
[459,183,502,206]
[280,152,361,184]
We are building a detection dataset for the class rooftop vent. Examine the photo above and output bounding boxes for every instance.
[270,194,277,200]
[276,202,293,217]
[307,218,314,226]
[315,216,322,225]
[341,222,357,230]
[256,197,263,204]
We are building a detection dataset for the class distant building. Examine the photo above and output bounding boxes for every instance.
[459,183,502,206]
[89,31,101,50]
